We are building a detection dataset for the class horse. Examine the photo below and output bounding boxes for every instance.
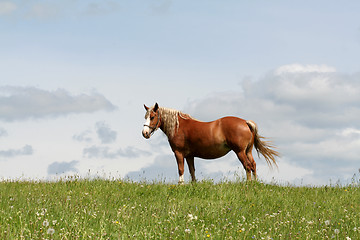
[142,103,279,184]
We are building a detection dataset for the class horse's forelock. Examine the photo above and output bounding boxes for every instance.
[144,106,155,119]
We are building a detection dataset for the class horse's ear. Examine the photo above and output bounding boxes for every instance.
[144,104,149,111]
[154,102,159,112]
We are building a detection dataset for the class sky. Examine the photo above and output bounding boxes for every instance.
[1,0,360,185]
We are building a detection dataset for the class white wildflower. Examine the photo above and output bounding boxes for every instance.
[187,214,198,221]
[42,220,49,227]
[41,208,47,216]
[47,228,55,235]
[185,228,191,233]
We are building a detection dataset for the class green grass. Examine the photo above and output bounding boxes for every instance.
[0,177,359,239]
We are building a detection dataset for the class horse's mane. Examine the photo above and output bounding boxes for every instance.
[159,107,196,138]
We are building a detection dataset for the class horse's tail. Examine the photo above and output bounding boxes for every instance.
[246,120,280,168]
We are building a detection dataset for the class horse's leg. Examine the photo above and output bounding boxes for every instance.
[247,151,257,180]
[235,150,252,181]
[174,151,185,184]
[246,142,257,180]
[186,157,196,182]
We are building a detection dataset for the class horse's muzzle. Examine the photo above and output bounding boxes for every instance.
[142,130,150,139]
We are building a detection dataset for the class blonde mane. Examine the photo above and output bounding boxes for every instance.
[160,107,196,138]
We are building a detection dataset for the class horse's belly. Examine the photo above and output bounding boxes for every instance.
[192,143,231,159]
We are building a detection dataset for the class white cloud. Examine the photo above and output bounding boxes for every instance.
[48,160,79,175]
[95,121,117,144]
[73,129,93,143]
[83,145,151,159]
[240,67,360,128]
[283,128,360,163]
[252,158,314,185]
[0,145,33,158]
[0,86,116,121]
[126,154,178,182]
[73,121,117,144]
[75,122,151,161]
[0,1,17,15]
[275,64,336,75]
[341,128,360,138]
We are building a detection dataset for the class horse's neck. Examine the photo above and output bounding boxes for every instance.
[159,108,179,139]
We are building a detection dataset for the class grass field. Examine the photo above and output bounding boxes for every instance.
[0,177,359,239]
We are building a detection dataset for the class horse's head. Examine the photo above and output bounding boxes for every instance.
[142,103,161,139]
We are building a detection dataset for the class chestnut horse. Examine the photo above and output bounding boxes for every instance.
[142,103,279,184]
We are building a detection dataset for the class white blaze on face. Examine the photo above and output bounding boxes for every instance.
[142,116,151,138]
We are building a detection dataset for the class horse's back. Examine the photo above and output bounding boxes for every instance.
[188,116,251,138]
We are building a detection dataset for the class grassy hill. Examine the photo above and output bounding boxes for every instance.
[1,178,359,239]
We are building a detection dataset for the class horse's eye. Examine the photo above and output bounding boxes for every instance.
[150,116,154,120]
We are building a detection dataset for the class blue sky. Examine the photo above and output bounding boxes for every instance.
[1,0,360,185]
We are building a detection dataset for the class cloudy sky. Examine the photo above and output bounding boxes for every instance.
[1,0,360,185]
